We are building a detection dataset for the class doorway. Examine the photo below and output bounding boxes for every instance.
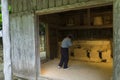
[39,23,46,60]
[37,4,113,80]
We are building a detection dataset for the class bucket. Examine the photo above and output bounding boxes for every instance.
[93,16,103,26]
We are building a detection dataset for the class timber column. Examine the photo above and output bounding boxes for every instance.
[113,0,120,80]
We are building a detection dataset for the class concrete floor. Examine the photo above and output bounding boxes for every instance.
[41,59,113,80]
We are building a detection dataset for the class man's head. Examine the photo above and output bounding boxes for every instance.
[67,34,73,39]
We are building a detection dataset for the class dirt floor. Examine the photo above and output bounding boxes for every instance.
[0,58,112,80]
[41,58,113,80]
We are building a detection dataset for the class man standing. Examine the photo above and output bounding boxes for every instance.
[58,34,72,69]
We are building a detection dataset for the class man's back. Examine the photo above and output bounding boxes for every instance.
[61,37,72,48]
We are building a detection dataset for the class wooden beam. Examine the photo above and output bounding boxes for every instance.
[36,0,113,15]
[1,0,12,80]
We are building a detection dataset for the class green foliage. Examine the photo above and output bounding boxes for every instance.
[39,23,45,35]
[0,4,11,30]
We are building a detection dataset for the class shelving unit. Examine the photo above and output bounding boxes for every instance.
[58,5,113,41]
[59,25,112,30]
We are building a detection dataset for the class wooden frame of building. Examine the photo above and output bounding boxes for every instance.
[2,0,120,80]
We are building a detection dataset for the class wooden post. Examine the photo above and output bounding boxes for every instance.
[87,9,91,26]
[1,0,12,80]
[113,0,120,80]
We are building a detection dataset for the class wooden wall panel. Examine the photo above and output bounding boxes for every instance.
[27,0,32,11]
[49,0,55,8]
[17,0,23,12]
[56,0,63,7]
[48,26,58,59]
[22,0,28,11]
[78,0,89,3]
[63,0,69,5]
[37,0,43,10]
[11,0,14,12]
[69,0,78,4]
[11,0,37,12]
[42,0,49,9]
[28,0,37,10]
[32,0,37,9]
[10,0,113,13]
[10,13,39,79]
[13,0,18,12]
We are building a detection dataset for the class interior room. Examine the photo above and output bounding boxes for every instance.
[38,5,113,80]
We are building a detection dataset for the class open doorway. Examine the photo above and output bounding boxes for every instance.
[39,23,46,60]
[38,4,113,80]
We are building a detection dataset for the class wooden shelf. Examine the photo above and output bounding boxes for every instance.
[59,25,112,30]
[58,5,113,41]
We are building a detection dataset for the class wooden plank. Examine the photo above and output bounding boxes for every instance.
[32,0,37,8]
[22,0,27,11]
[49,26,58,58]
[36,0,39,10]
[17,0,22,12]
[69,0,77,4]
[13,0,18,12]
[63,0,69,5]
[34,15,40,76]
[78,0,89,3]
[36,0,113,15]
[36,0,43,10]
[28,0,36,11]
[10,15,16,75]
[10,0,13,12]
[43,0,49,9]
[56,0,62,7]
[87,9,91,25]
[49,0,55,8]
[27,0,33,11]
[10,13,38,79]
[45,24,50,59]
[74,15,80,26]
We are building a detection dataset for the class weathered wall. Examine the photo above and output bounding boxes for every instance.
[0,39,3,63]
[9,0,113,79]
[10,0,36,13]
[9,0,41,79]
[10,13,39,79]
[113,0,120,80]
[9,0,113,14]
[37,0,112,10]
[36,0,113,15]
